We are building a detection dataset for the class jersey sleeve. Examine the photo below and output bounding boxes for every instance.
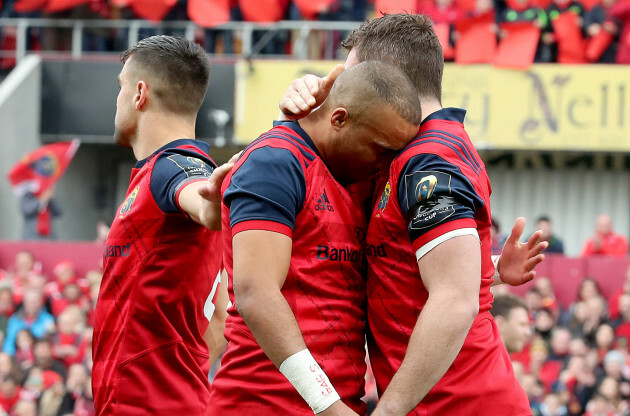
[223,146,306,237]
[396,153,485,259]
[150,148,216,213]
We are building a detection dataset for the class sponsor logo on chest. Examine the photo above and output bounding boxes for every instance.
[315,190,335,212]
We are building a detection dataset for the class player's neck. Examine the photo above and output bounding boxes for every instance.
[420,100,443,122]
[296,110,327,157]
[132,112,197,160]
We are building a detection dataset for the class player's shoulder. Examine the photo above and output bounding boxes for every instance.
[238,121,319,169]
[153,139,216,168]
[394,109,482,176]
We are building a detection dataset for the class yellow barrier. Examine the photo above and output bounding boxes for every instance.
[235,61,630,151]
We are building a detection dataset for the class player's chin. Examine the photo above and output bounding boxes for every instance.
[114,130,132,148]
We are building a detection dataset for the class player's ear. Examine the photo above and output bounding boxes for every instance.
[134,80,148,110]
[330,107,349,130]
[494,315,506,330]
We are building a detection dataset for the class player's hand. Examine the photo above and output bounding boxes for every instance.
[198,152,241,230]
[279,64,344,121]
[497,217,548,286]
[318,401,360,416]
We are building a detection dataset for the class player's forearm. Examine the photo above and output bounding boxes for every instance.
[235,285,308,368]
[377,292,478,415]
[177,181,222,230]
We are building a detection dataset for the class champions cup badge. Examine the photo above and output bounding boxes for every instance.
[30,153,59,177]
[377,181,391,210]
[187,157,205,167]
[119,186,140,218]
[416,175,438,202]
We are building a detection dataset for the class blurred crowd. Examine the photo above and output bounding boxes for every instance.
[491,269,630,416]
[0,251,98,416]
[0,0,629,66]
[1,212,630,415]
[492,214,629,257]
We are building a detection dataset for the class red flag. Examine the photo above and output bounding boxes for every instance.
[293,0,336,19]
[434,23,454,60]
[374,0,417,17]
[45,0,90,12]
[7,139,80,197]
[455,12,496,63]
[238,0,289,22]
[188,0,230,28]
[493,22,540,69]
[126,0,177,21]
[553,12,586,63]
[586,29,613,62]
[13,0,48,12]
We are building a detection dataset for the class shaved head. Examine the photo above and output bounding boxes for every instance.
[322,60,422,127]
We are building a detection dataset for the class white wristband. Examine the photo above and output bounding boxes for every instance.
[279,349,340,414]
[492,254,500,281]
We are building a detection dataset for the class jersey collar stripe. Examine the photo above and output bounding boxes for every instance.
[404,138,480,175]
[419,130,482,172]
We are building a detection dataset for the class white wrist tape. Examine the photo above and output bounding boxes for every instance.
[279,349,340,414]
[492,255,500,280]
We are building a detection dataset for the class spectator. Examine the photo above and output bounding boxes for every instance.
[52,306,88,368]
[527,287,546,316]
[609,0,630,64]
[535,307,558,346]
[491,293,533,352]
[536,277,561,318]
[540,0,585,62]
[597,376,624,413]
[556,354,597,413]
[563,278,605,327]
[57,363,94,415]
[579,296,609,344]
[612,293,630,342]
[19,187,63,240]
[31,339,66,380]
[583,393,617,416]
[0,353,20,382]
[581,214,629,257]
[583,0,619,63]
[7,252,40,305]
[13,330,34,371]
[595,324,616,362]
[0,374,21,413]
[0,286,14,338]
[38,371,65,416]
[12,399,36,416]
[609,265,630,320]
[539,392,568,415]
[3,290,54,356]
[535,216,565,254]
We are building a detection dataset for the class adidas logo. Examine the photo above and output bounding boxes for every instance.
[315,190,335,212]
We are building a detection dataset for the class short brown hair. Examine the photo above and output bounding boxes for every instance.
[491,294,528,319]
[122,35,211,116]
[341,13,443,102]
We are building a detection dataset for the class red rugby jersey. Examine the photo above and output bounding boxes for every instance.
[93,140,222,416]
[208,121,368,415]
[366,109,530,415]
